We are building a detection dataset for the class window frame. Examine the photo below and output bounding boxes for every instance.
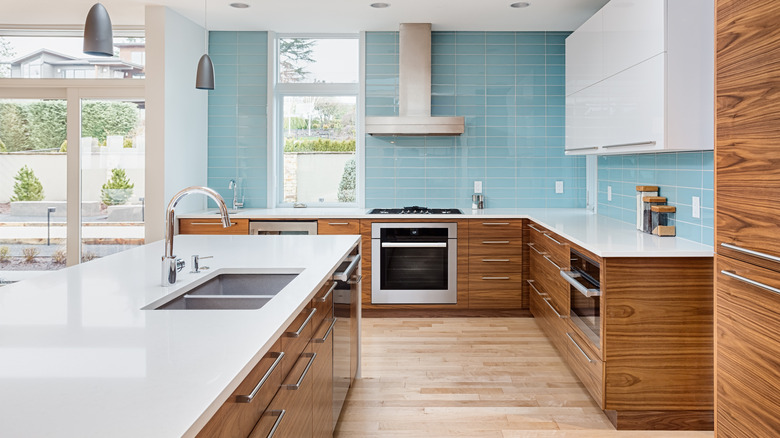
[271,33,362,208]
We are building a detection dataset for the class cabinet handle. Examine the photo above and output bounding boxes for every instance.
[286,308,316,338]
[528,224,546,234]
[566,332,593,363]
[560,270,601,297]
[482,222,510,226]
[314,318,337,343]
[328,222,350,225]
[482,259,510,262]
[567,146,599,151]
[602,141,656,149]
[482,276,511,280]
[282,352,316,390]
[333,253,361,282]
[721,270,780,296]
[527,242,546,256]
[347,274,363,285]
[543,297,566,319]
[544,255,562,271]
[382,242,447,248]
[316,282,337,302]
[189,222,237,226]
[263,410,285,438]
[544,233,564,246]
[721,243,780,264]
[482,240,510,244]
[527,279,548,297]
[235,352,285,403]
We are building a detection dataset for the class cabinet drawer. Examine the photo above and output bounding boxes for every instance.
[529,242,569,317]
[469,238,524,257]
[310,281,335,333]
[528,279,568,354]
[312,320,335,438]
[248,409,286,438]
[281,308,316,378]
[469,256,522,274]
[317,219,360,235]
[261,349,316,438]
[468,272,523,309]
[196,339,284,438]
[469,219,524,237]
[527,222,569,268]
[179,218,250,235]
[565,329,604,408]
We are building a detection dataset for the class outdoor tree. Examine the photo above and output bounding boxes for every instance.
[279,38,316,83]
[0,137,6,152]
[0,37,15,78]
[101,168,135,205]
[27,100,67,150]
[11,165,44,202]
[337,158,356,203]
[0,103,30,151]
[81,101,139,143]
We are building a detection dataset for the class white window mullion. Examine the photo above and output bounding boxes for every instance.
[65,87,82,266]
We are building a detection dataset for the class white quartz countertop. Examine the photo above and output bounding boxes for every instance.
[180,207,713,258]
[0,234,360,438]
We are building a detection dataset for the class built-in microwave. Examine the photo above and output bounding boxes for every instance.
[561,249,601,347]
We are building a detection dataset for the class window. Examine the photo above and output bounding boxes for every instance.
[274,35,360,207]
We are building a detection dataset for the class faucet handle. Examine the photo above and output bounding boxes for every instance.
[190,255,213,273]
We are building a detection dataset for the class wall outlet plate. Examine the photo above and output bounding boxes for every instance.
[692,196,700,218]
[555,181,564,194]
[474,181,482,193]
[607,185,612,201]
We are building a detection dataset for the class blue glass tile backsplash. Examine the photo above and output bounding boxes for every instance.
[364,31,586,209]
[207,31,268,208]
[597,152,714,245]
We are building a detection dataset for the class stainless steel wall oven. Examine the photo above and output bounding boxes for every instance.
[371,222,457,304]
[561,248,601,346]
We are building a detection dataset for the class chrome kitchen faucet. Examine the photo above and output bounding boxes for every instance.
[162,186,232,286]
[228,179,244,210]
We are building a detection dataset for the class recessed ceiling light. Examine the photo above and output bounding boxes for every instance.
[230,2,250,8]
[371,2,390,8]
[510,2,530,8]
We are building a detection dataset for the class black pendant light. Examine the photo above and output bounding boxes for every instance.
[196,0,215,90]
[83,3,114,57]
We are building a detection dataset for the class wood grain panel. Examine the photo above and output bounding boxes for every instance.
[197,339,283,438]
[716,0,780,264]
[604,410,714,431]
[179,218,249,235]
[528,279,567,355]
[467,272,523,309]
[317,219,360,235]
[468,256,522,274]
[528,221,569,268]
[529,243,569,318]
[312,322,334,438]
[603,257,713,412]
[310,281,334,336]
[280,308,314,379]
[266,347,315,438]
[716,255,780,437]
[565,328,604,409]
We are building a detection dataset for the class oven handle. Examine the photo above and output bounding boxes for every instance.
[381,242,447,248]
[333,254,361,282]
[560,270,601,297]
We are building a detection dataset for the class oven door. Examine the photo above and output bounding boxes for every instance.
[371,223,457,304]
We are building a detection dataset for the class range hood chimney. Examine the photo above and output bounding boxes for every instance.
[365,23,465,136]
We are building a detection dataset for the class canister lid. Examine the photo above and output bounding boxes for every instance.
[651,205,676,213]
[636,185,659,192]
[642,196,667,203]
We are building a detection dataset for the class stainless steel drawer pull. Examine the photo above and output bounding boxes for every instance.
[333,253,362,282]
[721,270,780,296]
[382,242,447,248]
[328,222,350,225]
[527,242,546,256]
[286,308,316,338]
[566,332,593,363]
[543,297,566,319]
[483,240,510,244]
[235,352,285,403]
[482,276,511,280]
[316,282,337,302]
[314,318,337,343]
[283,352,316,390]
[721,243,780,264]
[544,255,562,271]
[528,224,545,233]
[347,274,363,285]
[544,233,564,246]
[189,222,237,226]
[527,279,548,297]
[482,222,510,226]
[560,270,601,297]
[602,141,656,149]
[263,410,285,438]
[482,259,510,262]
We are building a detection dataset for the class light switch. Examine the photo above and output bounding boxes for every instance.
[555,181,564,194]
[692,196,700,219]
[608,186,612,201]
[474,181,482,194]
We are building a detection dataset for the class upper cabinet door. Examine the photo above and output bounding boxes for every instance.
[566,10,603,96]
[602,0,665,78]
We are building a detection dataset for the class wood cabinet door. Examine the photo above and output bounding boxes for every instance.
[716,0,780,266]
[317,219,360,235]
[179,218,249,235]
[716,255,780,437]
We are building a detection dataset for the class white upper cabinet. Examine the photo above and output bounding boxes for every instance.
[565,0,714,155]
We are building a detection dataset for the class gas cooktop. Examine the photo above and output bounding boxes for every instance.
[368,206,463,215]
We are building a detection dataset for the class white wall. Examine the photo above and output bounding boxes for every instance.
[145,6,209,243]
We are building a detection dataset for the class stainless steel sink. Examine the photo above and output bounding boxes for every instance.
[149,273,299,310]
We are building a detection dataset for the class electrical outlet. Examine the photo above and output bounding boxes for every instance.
[474,181,482,194]
[692,196,700,219]
[607,186,612,201]
[555,181,564,194]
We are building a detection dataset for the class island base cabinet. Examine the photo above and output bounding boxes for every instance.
[260,348,316,438]
[312,319,335,438]
[565,329,604,408]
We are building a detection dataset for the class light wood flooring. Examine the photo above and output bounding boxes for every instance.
[335,317,714,438]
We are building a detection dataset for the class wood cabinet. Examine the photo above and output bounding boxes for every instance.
[179,218,250,235]
[317,219,360,235]
[468,219,524,309]
[715,1,780,435]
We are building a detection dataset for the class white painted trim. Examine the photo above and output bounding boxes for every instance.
[0,79,145,89]
[586,155,597,212]
[0,25,144,37]
[65,88,81,266]
[266,31,277,208]
[358,31,366,209]
[275,33,359,39]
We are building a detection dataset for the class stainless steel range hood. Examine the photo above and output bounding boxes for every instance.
[365,23,465,136]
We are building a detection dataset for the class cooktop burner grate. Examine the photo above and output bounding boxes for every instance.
[368,206,463,215]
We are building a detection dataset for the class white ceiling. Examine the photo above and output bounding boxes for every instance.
[0,0,608,33]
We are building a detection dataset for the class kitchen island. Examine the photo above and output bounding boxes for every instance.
[0,234,360,437]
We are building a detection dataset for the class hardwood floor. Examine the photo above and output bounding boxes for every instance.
[335,318,713,438]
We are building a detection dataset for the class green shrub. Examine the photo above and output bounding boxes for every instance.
[11,165,44,201]
[123,137,134,148]
[0,246,9,262]
[337,158,356,203]
[59,139,67,152]
[101,168,135,205]
[284,138,355,153]
[0,137,6,152]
